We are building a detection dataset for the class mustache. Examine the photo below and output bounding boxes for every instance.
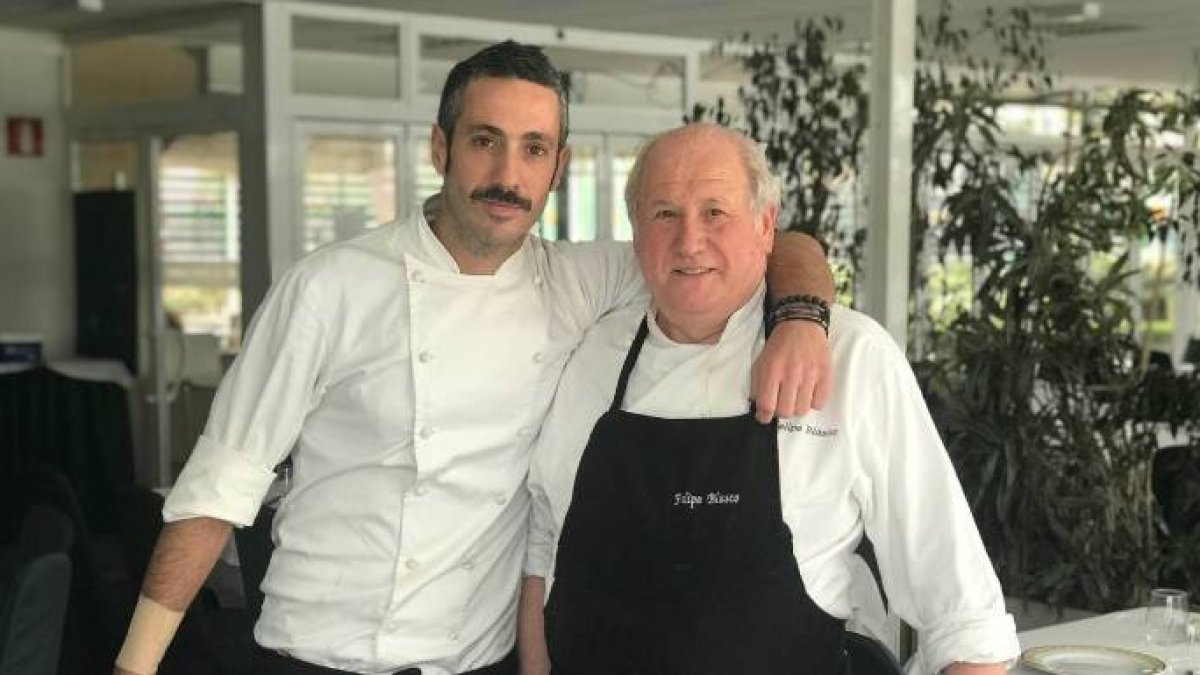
[470,185,533,212]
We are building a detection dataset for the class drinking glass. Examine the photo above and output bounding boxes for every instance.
[1146,588,1189,646]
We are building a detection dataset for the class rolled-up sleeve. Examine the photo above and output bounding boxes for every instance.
[163,263,328,527]
[857,335,1019,673]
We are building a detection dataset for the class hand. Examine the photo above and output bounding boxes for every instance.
[751,320,831,423]
[115,667,149,675]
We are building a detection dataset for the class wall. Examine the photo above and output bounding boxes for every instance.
[0,28,71,358]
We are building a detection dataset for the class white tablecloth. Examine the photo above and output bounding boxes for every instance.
[0,358,133,387]
[1014,608,1197,673]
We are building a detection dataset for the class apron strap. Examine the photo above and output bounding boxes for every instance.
[609,317,650,412]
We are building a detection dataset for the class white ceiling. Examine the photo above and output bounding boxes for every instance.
[5,0,1200,88]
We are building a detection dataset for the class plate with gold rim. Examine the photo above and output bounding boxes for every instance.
[1020,645,1166,675]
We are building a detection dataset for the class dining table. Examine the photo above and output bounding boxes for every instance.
[1013,607,1197,674]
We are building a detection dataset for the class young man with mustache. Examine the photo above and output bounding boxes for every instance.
[114,42,836,675]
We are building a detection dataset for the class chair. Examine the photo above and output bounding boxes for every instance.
[1148,350,1173,372]
[0,505,74,675]
[845,630,905,675]
[1184,338,1200,368]
[1153,445,1200,537]
[7,466,159,675]
[851,536,917,664]
[232,505,277,618]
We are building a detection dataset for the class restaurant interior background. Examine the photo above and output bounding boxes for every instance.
[0,0,1198,672]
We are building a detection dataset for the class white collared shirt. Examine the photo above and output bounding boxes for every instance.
[526,284,1020,674]
[163,216,642,675]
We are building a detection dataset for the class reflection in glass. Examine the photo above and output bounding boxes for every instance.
[611,153,637,242]
[158,132,242,351]
[302,135,396,253]
[75,142,139,192]
[567,146,597,242]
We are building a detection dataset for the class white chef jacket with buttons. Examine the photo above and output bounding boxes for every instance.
[163,215,642,675]
[526,284,1020,674]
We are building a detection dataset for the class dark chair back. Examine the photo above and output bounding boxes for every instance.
[1184,338,1200,367]
[1148,350,1173,372]
[0,505,74,675]
[845,630,905,675]
[1153,445,1200,536]
[233,506,277,617]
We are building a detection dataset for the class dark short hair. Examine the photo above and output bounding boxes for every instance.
[437,40,570,147]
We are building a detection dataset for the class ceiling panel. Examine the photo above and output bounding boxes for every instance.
[5,0,1199,88]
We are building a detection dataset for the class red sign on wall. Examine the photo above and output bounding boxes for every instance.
[6,116,45,157]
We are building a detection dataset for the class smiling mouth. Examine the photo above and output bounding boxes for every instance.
[673,266,716,276]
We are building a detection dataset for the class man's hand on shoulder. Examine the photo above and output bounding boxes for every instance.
[751,319,832,423]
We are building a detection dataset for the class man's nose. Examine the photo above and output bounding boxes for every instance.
[675,215,706,255]
[489,146,521,189]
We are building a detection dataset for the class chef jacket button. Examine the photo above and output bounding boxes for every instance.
[412,485,427,497]
[417,351,433,363]
[405,558,419,571]
[418,426,434,439]
[410,270,425,283]
[461,560,475,571]
[532,352,544,363]
[449,631,460,641]
[494,494,509,506]
[517,426,530,437]
[533,274,544,286]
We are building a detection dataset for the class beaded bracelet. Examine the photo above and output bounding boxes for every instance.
[766,294,831,336]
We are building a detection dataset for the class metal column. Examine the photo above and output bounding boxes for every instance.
[863,0,916,350]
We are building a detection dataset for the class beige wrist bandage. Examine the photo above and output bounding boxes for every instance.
[115,595,185,675]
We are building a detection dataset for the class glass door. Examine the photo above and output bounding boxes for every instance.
[73,131,242,485]
[157,132,241,479]
[297,123,401,255]
[608,135,646,242]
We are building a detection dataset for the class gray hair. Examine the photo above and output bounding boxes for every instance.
[624,122,782,224]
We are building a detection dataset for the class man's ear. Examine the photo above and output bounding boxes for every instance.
[760,204,778,253]
[551,146,572,190]
[431,124,448,177]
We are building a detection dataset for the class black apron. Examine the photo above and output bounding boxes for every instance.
[545,318,847,675]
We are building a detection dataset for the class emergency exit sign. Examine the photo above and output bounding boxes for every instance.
[6,116,44,157]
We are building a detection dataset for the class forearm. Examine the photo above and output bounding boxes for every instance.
[142,517,232,608]
[766,231,834,303]
[115,517,232,674]
[518,576,551,675]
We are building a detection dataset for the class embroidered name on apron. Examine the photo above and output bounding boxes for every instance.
[672,491,741,509]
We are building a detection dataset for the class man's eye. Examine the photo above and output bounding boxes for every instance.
[471,136,496,149]
[654,209,677,220]
[707,208,727,218]
[528,144,549,157]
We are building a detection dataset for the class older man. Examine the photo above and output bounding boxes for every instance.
[519,123,1019,675]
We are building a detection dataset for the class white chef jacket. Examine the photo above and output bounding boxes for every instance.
[163,215,642,675]
[526,283,1020,674]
